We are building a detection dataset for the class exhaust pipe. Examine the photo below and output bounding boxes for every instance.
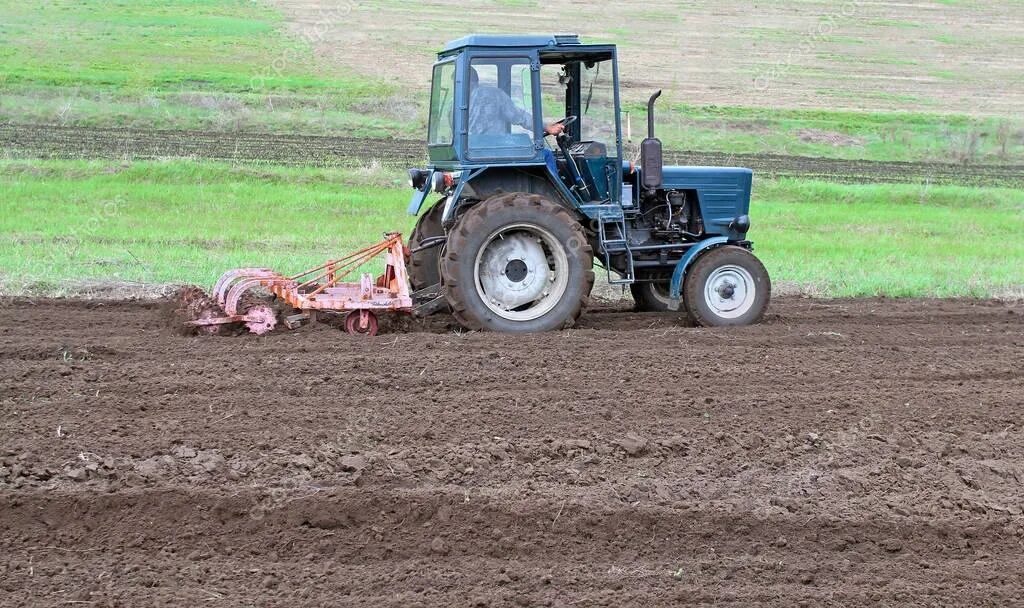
[647,90,662,138]
[641,90,664,190]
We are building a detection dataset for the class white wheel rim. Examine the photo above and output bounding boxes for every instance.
[649,281,672,306]
[704,264,756,319]
[474,223,569,322]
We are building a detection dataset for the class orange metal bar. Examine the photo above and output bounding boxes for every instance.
[293,239,395,293]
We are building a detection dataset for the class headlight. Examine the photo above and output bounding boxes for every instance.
[408,168,429,190]
[730,214,751,233]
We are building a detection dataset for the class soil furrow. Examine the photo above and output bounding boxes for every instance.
[3,123,1022,188]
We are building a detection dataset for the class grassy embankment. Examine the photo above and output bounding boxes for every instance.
[2,160,1022,299]
[1,0,1022,164]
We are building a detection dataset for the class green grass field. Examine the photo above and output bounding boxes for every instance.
[2,159,1021,299]
[647,104,1024,164]
[0,0,413,138]
[1,1,1022,300]
[2,0,1022,163]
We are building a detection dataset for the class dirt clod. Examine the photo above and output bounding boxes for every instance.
[338,454,367,472]
[430,537,449,555]
[614,432,648,456]
[882,538,904,553]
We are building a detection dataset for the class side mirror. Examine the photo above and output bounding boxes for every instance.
[640,90,663,190]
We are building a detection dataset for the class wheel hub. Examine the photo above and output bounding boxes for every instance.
[473,224,570,322]
[504,258,529,282]
[477,232,550,311]
[717,282,736,299]
[704,265,755,318]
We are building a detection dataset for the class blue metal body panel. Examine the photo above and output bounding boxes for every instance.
[581,156,611,200]
[440,167,488,222]
[662,166,752,240]
[667,236,729,310]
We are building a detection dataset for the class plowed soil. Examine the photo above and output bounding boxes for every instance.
[2,297,1023,606]
[4,124,1023,188]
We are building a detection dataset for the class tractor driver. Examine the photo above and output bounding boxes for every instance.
[469,67,565,138]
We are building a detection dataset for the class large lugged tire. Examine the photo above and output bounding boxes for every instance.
[408,199,446,290]
[441,193,594,332]
[683,246,770,327]
[630,273,679,313]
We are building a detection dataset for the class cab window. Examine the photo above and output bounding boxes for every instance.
[428,61,455,146]
[467,57,536,159]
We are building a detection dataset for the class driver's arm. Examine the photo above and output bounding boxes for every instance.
[493,93,561,137]
[498,95,563,136]
[500,98,534,133]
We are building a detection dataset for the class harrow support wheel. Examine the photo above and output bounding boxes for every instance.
[344,310,379,336]
[244,305,277,335]
[195,308,229,336]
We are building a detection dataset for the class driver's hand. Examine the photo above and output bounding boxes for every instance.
[544,122,566,136]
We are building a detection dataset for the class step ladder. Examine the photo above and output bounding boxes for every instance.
[597,212,635,285]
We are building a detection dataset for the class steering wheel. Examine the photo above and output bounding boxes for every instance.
[549,116,589,197]
[549,115,578,142]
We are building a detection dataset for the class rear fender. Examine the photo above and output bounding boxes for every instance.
[441,165,578,224]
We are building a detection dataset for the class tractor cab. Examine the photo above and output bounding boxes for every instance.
[414,34,623,215]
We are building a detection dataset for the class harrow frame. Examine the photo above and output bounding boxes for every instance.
[185,233,413,336]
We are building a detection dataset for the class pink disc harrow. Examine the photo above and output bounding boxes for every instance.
[185,233,413,336]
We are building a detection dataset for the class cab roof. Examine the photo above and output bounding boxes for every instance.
[442,34,583,53]
[439,34,616,62]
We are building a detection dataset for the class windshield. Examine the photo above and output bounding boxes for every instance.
[541,59,616,150]
[428,61,455,146]
[579,59,616,144]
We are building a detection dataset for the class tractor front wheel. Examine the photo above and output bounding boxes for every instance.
[683,246,770,327]
[441,194,594,332]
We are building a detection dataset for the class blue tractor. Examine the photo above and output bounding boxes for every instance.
[407,34,770,332]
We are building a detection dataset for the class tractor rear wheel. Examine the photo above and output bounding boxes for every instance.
[683,246,770,327]
[630,273,679,312]
[408,199,445,291]
[441,193,594,332]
